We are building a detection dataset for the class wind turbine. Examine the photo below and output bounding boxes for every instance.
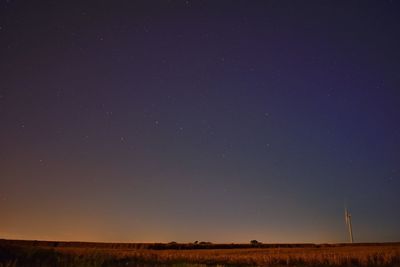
[344,207,354,243]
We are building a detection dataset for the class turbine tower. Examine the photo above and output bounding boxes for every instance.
[344,207,354,243]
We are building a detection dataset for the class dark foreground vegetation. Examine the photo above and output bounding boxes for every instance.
[1,239,400,267]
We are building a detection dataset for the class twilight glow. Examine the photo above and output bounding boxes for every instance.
[0,1,399,243]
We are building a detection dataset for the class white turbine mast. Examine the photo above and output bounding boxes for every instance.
[344,206,354,243]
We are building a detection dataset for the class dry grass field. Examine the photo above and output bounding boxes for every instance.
[1,239,400,266]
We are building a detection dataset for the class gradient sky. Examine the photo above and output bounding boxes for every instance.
[1,1,400,243]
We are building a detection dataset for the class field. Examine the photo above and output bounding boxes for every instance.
[1,239,400,267]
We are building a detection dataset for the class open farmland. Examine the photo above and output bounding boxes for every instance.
[1,239,400,267]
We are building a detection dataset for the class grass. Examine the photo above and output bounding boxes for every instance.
[1,239,400,266]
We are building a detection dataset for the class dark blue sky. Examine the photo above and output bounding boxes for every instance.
[1,1,399,243]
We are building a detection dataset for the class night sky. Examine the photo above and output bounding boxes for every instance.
[1,1,400,243]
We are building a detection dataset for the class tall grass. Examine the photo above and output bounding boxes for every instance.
[1,240,400,266]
